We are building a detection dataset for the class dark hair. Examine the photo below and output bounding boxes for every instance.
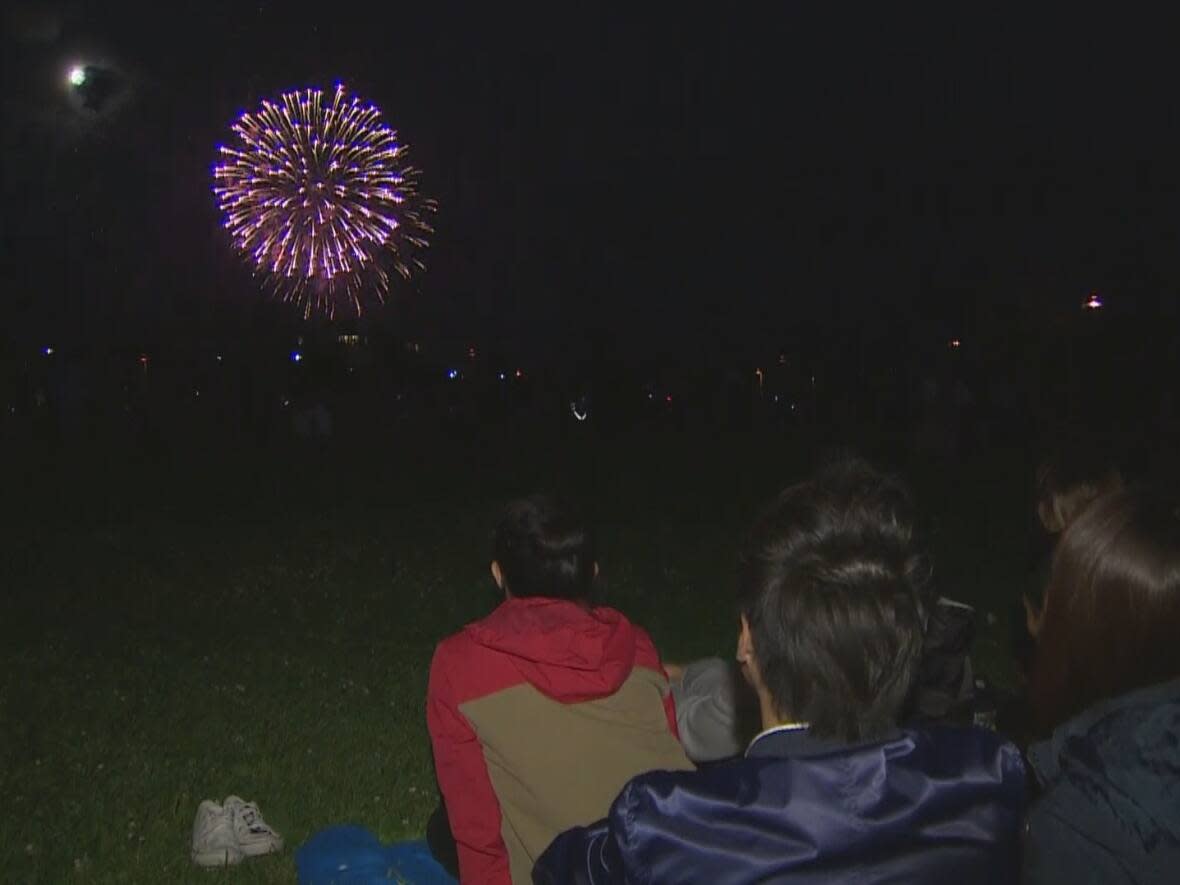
[1035,450,1124,534]
[1029,487,1180,732]
[738,459,928,742]
[492,495,596,601]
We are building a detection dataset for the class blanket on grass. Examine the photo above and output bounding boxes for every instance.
[297,826,456,885]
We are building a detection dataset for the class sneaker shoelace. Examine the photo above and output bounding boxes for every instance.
[235,802,273,835]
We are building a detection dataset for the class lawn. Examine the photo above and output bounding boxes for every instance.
[1,426,1037,883]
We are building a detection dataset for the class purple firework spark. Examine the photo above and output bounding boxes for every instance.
[213,84,435,317]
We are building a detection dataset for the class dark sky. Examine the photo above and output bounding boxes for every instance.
[3,2,1179,363]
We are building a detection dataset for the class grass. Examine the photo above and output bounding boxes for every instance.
[1,426,1036,883]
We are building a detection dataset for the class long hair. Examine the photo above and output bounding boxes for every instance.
[1029,487,1180,733]
[1034,453,1123,534]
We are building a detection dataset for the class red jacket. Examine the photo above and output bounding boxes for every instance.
[427,597,691,884]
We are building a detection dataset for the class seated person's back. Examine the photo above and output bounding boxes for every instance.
[535,459,1026,884]
[427,495,691,884]
[1023,486,1180,885]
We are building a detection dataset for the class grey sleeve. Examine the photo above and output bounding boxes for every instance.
[671,657,747,762]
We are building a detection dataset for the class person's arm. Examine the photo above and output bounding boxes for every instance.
[533,808,626,885]
[426,642,512,885]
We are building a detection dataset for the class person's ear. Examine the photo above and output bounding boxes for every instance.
[737,614,754,664]
[490,561,506,592]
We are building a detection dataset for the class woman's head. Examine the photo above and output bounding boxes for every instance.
[1029,486,1180,732]
[1035,452,1123,535]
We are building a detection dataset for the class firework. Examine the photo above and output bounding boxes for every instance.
[213,85,435,317]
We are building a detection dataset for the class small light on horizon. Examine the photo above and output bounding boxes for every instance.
[498,372,506,381]
[43,346,54,357]
[949,338,962,349]
[446,368,459,380]
[291,351,303,363]
[68,66,87,87]
[515,369,524,379]
[1084,291,1104,310]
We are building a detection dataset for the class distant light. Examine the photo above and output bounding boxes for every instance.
[215,354,223,363]
[291,351,303,363]
[778,353,787,365]
[949,338,962,349]
[515,369,524,379]
[498,372,506,381]
[665,394,673,404]
[570,401,589,422]
[446,368,459,380]
[69,66,87,87]
[43,346,54,357]
[194,389,201,398]
[467,346,476,360]
[1084,292,1104,310]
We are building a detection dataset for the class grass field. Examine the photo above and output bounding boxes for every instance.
[1,427,1038,883]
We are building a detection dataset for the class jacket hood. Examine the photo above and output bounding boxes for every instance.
[464,597,640,703]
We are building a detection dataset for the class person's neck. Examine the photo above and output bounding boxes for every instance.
[759,693,797,732]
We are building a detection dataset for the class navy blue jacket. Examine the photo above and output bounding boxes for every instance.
[533,725,1025,884]
[1023,677,1180,885]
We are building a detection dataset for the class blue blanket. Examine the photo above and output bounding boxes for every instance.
[297,826,457,885]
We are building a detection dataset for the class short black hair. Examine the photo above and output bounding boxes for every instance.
[737,459,928,741]
[492,495,596,601]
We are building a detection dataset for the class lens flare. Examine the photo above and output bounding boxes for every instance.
[213,85,436,318]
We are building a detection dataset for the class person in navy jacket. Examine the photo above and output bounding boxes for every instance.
[534,458,1026,884]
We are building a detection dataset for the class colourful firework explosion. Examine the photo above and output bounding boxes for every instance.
[213,84,435,317]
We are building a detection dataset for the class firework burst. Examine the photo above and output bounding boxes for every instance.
[213,85,435,318]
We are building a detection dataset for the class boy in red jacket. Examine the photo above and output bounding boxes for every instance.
[425,495,691,885]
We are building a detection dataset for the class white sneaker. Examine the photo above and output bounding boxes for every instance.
[223,795,283,856]
[191,800,243,867]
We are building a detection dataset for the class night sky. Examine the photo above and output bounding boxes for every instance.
[4,2,1179,364]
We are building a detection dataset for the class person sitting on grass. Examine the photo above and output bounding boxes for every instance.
[426,495,692,885]
[1023,486,1180,884]
[534,459,1027,884]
